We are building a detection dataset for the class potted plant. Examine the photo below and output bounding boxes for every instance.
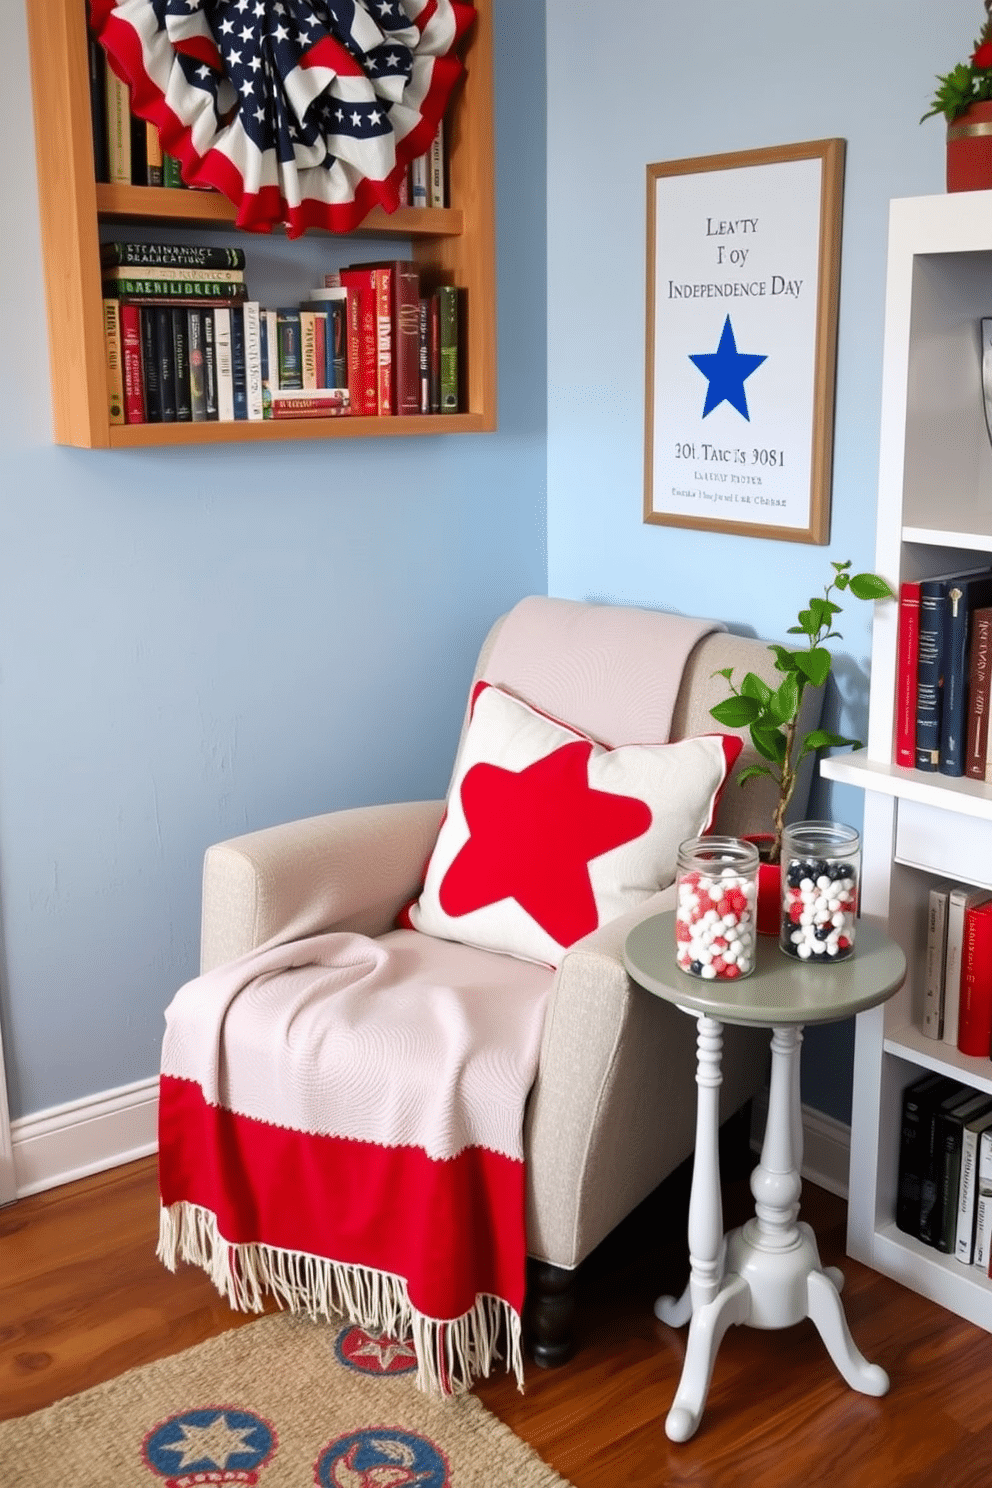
[922,3,992,191]
[708,561,894,923]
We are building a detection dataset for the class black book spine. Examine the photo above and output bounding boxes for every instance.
[202,311,218,420]
[139,307,162,423]
[155,305,176,422]
[88,37,108,184]
[231,307,248,420]
[172,308,192,422]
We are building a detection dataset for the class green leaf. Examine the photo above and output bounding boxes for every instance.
[736,764,773,786]
[795,607,818,637]
[740,671,772,707]
[849,572,895,600]
[768,672,801,725]
[710,695,761,728]
[795,647,832,687]
[797,729,861,760]
[751,723,788,764]
[768,644,797,673]
[711,667,735,683]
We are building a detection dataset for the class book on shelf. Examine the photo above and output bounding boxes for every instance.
[102,299,125,427]
[410,153,429,208]
[103,275,248,303]
[230,306,248,420]
[428,294,441,413]
[966,606,992,780]
[129,112,147,187]
[915,566,990,771]
[973,1125,992,1269]
[436,285,460,412]
[100,241,248,271]
[260,307,278,413]
[213,306,235,422]
[187,309,207,423]
[428,120,446,207]
[357,260,421,415]
[944,886,992,1049]
[300,309,320,391]
[202,310,218,420]
[896,1072,961,1236]
[170,306,192,422]
[418,297,430,413]
[88,35,108,184]
[338,269,378,416]
[145,122,163,187]
[275,308,303,391]
[102,264,245,287]
[955,1103,992,1264]
[105,68,131,186]
[939,572,992,775]
[155,305,177,422]
[935,1090,992,1253]
[119,301,144,424]
[242,302,264,421]
[163,153,185,189]
[923,885,950,1040]
[895,579,920,768]
[139,307,162,423]
[958,896,992,1057]
[266,389,350,419]
[919,1082,973,1247]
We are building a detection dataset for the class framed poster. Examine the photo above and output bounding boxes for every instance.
[644,138,845,544]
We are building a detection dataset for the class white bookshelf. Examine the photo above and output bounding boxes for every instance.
[820,188,992,1331]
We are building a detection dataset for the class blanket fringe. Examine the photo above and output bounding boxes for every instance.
[158,1201,524,1398]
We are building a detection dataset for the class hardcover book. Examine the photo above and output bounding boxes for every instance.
[242,302,264,421]
[230,306,248,420]
[936,1091,992,1253]
[896,1072,961,1236]
[895,579,921,768]
[939,573,992,774]
[104,68,131,185]
[955,1103,992,1264]
[944,887,992,1048]
[187,309,207,422]
[974,1126,992,1269]
[923,886,950,1040]
[139,306,162,423]
[202,310,218,420]
[102,298,125,426]
[915,567,990,771]
[919,1082,973,1246]
[958,897,992,1057]
[155,305,177,422]
[213,306,234,422]
[170,306,192,422]
[100,241,247,270]
[338,271,378,415]
[119,301,145,424]
[275,307,303,391]
[966,606,992,780]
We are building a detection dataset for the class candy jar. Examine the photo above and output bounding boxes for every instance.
[675,836,760,981]
[779,821,860,962]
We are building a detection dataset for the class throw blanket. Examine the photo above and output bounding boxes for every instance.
[157,930,552,1396]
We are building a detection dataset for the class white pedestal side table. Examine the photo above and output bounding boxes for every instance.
[623,912,906,1443]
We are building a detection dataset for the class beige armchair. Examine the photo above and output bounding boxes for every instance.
[198,596,821,1365]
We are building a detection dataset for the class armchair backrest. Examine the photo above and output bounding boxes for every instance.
[465,595,823,840]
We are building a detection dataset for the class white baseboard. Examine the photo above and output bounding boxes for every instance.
[10,1076,159,1199]
[751,1091,851,1200]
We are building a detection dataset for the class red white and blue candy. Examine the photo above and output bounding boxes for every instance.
[780,856,857,960]
[676,868,757,979]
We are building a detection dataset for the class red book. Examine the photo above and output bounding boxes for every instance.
[361,259,421,416]
[895,579,920,767]
[372,266,393,415]
[958,897,992,1056]
[119,300,145,423]
[967,607,992,780]
[338,268,378,416]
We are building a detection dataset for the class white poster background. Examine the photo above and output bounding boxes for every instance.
[649,156,824,533]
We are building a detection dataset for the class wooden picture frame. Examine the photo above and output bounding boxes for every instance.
[643,138,845,544]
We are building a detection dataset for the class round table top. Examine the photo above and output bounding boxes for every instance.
[623,912,906,1026]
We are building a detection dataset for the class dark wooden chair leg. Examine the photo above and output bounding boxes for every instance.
[526,1259,577,1367]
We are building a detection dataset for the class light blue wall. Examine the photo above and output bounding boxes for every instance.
[0,1,546,1120]
[545,0,979,1122]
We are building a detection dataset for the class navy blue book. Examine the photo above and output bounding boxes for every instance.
[915,566,989,770]
[230,306,248,420]
[940,571,992,775]
[155,305,176,422]
[171,307,192,423]
[139,307,162,423]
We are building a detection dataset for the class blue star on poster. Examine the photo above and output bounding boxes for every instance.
[689,315,767,420]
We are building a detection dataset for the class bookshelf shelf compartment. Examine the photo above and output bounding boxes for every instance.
[833,190,992,1337]
[25,0,496,448]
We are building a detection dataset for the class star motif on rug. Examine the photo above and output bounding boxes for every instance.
[689,314,767,419]
[351,1335,419,1370]
[439,741,652,946]
[161,1412,260,1470]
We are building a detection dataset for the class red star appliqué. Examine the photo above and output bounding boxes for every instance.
[438,740,652,947]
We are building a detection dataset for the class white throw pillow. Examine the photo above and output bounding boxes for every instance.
[403,682,742,966]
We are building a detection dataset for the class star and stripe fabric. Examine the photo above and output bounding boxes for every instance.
[89,0,474,236]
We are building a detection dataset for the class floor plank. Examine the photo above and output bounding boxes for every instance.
[2,1155,991,1486]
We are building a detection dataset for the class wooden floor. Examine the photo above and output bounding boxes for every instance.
[3,1154,992,1486]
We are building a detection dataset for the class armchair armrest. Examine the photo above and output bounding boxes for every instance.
[200,799,445,972]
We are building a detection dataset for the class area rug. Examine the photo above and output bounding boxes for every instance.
[0,1313,574,1488]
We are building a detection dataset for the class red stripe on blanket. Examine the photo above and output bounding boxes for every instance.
[158,1075,527,1321]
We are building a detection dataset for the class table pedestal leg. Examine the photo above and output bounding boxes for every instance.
[657,1021,888,1443]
